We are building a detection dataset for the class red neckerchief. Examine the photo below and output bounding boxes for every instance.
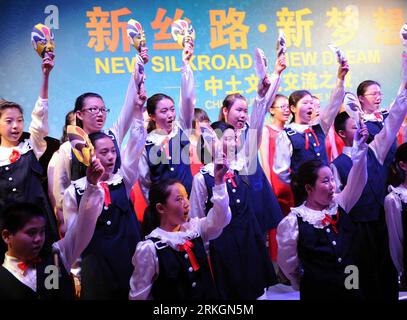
[321,211,340,234]
[100,182,112,207]
[303,128,320,150]
[160,137,170,159]
[17,257,42,273]
[9,149,21,163]
[373,112,383,122]
[223,170,237,188]
[178,240,200,271]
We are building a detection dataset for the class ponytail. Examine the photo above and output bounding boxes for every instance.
[141,205,161,238]
[141,179,181,237]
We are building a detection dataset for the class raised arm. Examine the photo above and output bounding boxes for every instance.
[369,83,407,165]
[178,42,195,132]
[110,49,149,147]
[121,119,147,194]
[319,61,348,134]
[259,127,272,182]
[250,54,285,149]
[29,52,55,159]
[336,125,369,212]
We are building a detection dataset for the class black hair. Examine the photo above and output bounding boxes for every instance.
[269,94,288,117]
[146,93,174,133]
[218,93,248,122]
[88,131,112,147]
[357,80,381,98]
[0,99,25,144]
[0,202,46,235]
[192,108,210,129]
[334,111,350,135]
[291,159,330,206]
[197,121,235,165]
[74,92,104,128]
[388,143,407,187]
[0,99,24,118]
[288,90,312,123]
[141,179,180,237]
[60,110,76,143]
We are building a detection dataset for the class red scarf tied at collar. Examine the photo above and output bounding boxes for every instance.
[100,182,112,207]
[321,211,340,234]
[178,240,200,271]
[17,257,42,273]
[303,128,320,150]
[9,149,21,163]
[223,170,237,188]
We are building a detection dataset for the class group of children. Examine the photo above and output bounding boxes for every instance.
[1,25,407,301]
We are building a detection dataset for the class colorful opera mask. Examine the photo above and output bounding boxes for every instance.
[171,19,195,48]
[126,19,146,52]
[276,29,286,57]
[31,23,55,57]
[67,125,94,167]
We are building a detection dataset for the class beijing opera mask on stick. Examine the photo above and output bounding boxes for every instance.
[126,19,146,53]
[171,19,195,52]
[67,125,95,167]
[126,19,146,86]
[31,23,55,57]
[276,29,286,57]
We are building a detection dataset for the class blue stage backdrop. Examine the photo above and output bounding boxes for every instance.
[0,0,405,138]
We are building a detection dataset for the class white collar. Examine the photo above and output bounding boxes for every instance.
[362,110,386,122]
[291,202,339,229]
[146,122,181,145]
[267,124,284,133]
[287,122,315,133]
[200,158,246,176]
[146,218,201,249]
[3,253,31,276]
[0,139,32,163]
[72,172,123,191]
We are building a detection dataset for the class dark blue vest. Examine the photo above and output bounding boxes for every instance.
[285,124,328,173]
[0,253,75,300]
[297,207,361,300]
[333,150,387,222]
[145,128,193,196]
[0,149,59,263]
[202,170,277,299]
[71,130,121,181]
[74,180,141,300]
[241,126,283,231]
[150,237,217,300]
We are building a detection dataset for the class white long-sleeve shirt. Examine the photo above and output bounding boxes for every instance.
[384,184,407,275]
[50,71,142,217]
[63,119,146,231]
[0,97,48,166]
[276,138,368,290]
[332,86,407,191]
[138,64,195,201]
[128,183,231,300]
[273,79,345,184]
